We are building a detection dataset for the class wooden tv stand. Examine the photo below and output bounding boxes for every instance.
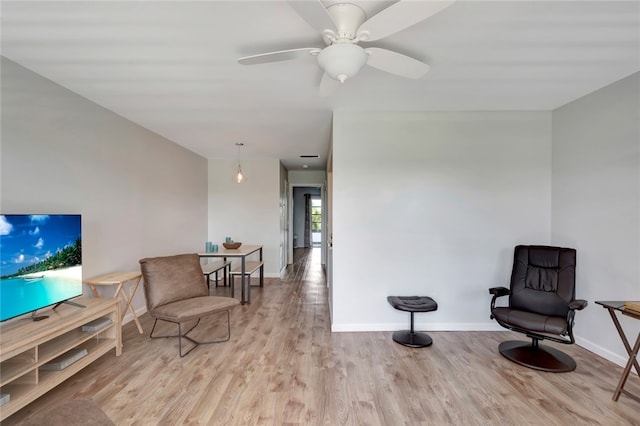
[0,297,121,421]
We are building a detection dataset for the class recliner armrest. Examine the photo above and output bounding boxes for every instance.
[489,287,510,297]
[489,286,510,319]
[569,299,588,311]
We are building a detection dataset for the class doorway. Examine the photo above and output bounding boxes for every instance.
[290,186,324,264]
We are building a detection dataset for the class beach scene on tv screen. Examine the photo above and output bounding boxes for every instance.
[0,214,82,321]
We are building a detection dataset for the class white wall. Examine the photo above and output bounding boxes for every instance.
[552,72,640,366]
[288,170,326,185]
[331,111,552,331]
[1,58,208,320]
[207,158,281,277]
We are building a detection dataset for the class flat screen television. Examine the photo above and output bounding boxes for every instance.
[0,214,83,321]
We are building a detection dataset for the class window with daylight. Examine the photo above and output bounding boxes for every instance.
[311,198,322,232]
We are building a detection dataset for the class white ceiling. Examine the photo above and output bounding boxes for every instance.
[1,1,639,170]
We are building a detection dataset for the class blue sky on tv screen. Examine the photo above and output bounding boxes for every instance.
[0,214,81,276]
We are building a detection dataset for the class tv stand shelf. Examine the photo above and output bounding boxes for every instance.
[0,297,121,421]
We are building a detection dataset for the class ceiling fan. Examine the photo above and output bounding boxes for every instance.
[238,0,455,96]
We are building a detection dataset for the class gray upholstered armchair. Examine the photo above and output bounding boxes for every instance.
[489,245,587,372]
[139,253,240,357]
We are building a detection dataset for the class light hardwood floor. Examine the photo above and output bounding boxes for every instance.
[5,248,639,425]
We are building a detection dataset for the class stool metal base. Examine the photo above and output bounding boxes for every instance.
[392,330,433,348]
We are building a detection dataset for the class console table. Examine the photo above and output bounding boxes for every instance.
[85,271,144,334]
[0,297,121,421]
[595,301,640,403]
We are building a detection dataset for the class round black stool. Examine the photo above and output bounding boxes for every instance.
[387,296,438,348]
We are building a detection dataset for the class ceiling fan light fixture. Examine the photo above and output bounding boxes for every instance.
[317,43,367,83]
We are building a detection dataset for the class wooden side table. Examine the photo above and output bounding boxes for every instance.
[85,271,144,334]
[595,301,640,403]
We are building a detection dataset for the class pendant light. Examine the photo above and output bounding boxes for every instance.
[234,142,246,184]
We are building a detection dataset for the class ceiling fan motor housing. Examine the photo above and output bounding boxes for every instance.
[326,3,366,41]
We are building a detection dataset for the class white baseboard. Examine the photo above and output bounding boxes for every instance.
[575,335,627,368]
[331,322,504,332]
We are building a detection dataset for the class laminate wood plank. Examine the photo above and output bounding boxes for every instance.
[4,248,639,425]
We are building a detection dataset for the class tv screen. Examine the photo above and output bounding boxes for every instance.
[0,214,82,321]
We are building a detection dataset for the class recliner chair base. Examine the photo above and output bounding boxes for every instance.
[499,340,576,372]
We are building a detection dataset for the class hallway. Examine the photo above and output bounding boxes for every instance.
[285,247,324,287]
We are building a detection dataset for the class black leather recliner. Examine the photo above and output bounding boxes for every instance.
[489,245,587,372]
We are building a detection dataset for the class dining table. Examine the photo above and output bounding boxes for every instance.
[198,244,263,304]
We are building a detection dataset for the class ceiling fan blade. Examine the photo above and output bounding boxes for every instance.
[288,1,336,33]
[319,73,340,97]
[238,48,321,65]
[365,48,430,79]
[358,0,455,42]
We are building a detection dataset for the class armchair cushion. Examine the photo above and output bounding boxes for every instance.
[151,296,239,323]
[510,246,576,317]
[491,307,568,335]
[140,253,208,312]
